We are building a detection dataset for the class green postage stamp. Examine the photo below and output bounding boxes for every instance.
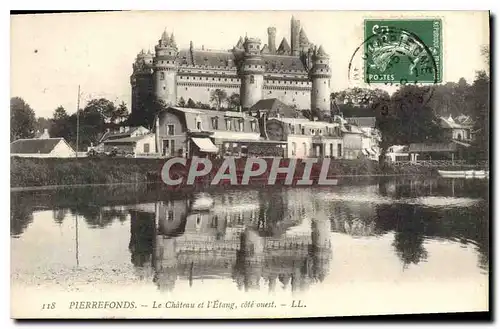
[363,19,443,84]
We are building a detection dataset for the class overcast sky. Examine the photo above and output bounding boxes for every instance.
[11,11,489,118]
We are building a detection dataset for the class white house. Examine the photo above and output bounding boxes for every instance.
[11,138,76,158]
[103,133,158,157]
[93,126,151,153]
[386,145,409,162]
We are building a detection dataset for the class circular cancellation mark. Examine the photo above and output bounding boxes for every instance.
[347,24,440,111]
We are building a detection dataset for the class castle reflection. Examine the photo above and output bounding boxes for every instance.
[127,188,332,293]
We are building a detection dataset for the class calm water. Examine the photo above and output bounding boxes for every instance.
[11,177,489,316]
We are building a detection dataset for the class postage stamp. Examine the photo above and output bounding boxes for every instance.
[363,19,443,84]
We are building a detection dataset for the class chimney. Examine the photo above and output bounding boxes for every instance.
[267,27,277,54]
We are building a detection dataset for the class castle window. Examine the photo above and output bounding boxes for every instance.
[284,91,287,95]
[249,45,253,48]
[160,72,165,80]
[238,121,244,132]
[301,126,305,134]
[163,86,166,90]
[250,75,255,84]
[295,92,298,95]
[269,91,272,94]
[185,87,188,90]
[167,210,174,221]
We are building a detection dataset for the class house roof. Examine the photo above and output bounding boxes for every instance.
[250,98,302,117]
[165,107,258,135]
[11,138,70,154]
[103,134,153,144]
[99,126,149,143]
[439,116,469,129]
[408,142,458,153]
[345,117,376,128]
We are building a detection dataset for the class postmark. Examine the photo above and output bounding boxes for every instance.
[363,19,442,84]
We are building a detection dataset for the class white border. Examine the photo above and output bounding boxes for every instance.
[3,1,497,328]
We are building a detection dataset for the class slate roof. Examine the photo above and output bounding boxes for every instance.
[408,142,458,153]
[345,117,376,128]
[103,134,153,144]
[11,138,69,154]
[250,98,302,118]
[99,126,148,143]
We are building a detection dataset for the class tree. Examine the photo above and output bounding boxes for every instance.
[178,97,186,107]
[49,106,72,140]
[114,101,129,124]
[209,89,228,110]
[376,85,444,163]
[186,98,197,108]
[228,93,240,109]
[468,70,490,163]
[11,97,36,141]
[35,117,51,134]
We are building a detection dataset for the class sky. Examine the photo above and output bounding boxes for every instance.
[11,11,489,118]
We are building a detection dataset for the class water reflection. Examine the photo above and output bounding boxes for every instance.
[11,177,489,293]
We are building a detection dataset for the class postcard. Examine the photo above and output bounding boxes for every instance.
[10,10,490,319]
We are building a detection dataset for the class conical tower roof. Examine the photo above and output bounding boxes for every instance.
[316,45,328,57]
[161,29,170,43]
[277,37,291,54]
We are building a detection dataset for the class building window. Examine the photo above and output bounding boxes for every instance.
[143,143,150,153]
[212,117,218,129]
[291,142,296,156]
[301,126,305,134]
[226,119,232,130]
[238,121,244,132]
[167,210,174,221]
[160,72,165,80]
[311,129,315,135]
[337,143,342,158]
[197,121,202,130]
[163,140,170,156]
[250,75,255,84]
[167,124,174,135]
[250,121,257,132]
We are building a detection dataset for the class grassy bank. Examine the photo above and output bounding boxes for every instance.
[10,157,438,188]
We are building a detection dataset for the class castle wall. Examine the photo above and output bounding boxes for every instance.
[176,80,240,105]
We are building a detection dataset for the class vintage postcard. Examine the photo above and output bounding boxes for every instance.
[10,10,490,319]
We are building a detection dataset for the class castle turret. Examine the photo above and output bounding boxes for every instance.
[153,29,178,107]
[267,27,277,54]
[239,37,265,109]
[309,45,332,118]
[290,16,301,56]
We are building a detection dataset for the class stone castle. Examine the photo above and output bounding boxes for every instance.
[130,16,332,117]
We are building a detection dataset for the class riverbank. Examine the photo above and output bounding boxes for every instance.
[10,157,439,189]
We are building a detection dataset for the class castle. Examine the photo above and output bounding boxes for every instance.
[130,16,332,118]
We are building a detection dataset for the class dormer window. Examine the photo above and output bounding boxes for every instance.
[211,117,219,130]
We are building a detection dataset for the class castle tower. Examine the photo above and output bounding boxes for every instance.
[267,27,277,54]
[239,37,265,109]
[153,30,178,107]
[309,45,332,118]
[290,16,301,56]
